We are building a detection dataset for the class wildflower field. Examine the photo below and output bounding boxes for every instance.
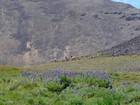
[0,55,140,105]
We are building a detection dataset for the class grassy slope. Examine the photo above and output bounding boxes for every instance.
[35,55,140,72]
[1,55,140,85]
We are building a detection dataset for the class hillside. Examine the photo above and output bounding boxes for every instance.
[1,0,140,66]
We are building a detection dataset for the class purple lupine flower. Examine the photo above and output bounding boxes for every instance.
[57,78,61,83]
[104,74,110,80]
[86,71,92,77]
[121,82,133,90]
[123,82,132,86]
[94,71,101,78]
[21,70,30,77]
[136,85,140,89]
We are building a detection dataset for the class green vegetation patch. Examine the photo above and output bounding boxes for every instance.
[1,70,140,105]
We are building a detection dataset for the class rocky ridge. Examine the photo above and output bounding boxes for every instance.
[103,35,140,56]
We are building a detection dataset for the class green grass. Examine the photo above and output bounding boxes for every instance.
[0,55,140,105]
[1,70,140,105]
[0,65,24,79]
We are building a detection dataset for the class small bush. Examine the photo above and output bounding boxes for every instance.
[60,75,72,88]
[47,81,64,92]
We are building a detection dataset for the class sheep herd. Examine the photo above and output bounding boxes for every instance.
[50,55,98,63]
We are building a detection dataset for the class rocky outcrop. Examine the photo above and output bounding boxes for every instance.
[103,35,140,56]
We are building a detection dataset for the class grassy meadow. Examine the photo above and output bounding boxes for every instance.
[0,55,140,105]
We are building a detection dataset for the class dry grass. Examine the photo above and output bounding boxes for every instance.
[29,55,140,72]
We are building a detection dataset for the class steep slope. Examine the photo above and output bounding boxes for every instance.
[0,0,140,66]
[103,35,140,56]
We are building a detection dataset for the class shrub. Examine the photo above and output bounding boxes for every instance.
[60,75,72,89]
[70,97,84,105]
[47,81,64,92]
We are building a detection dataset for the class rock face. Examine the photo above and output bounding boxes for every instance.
[103,35,140,56]
[0,0,140,66]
